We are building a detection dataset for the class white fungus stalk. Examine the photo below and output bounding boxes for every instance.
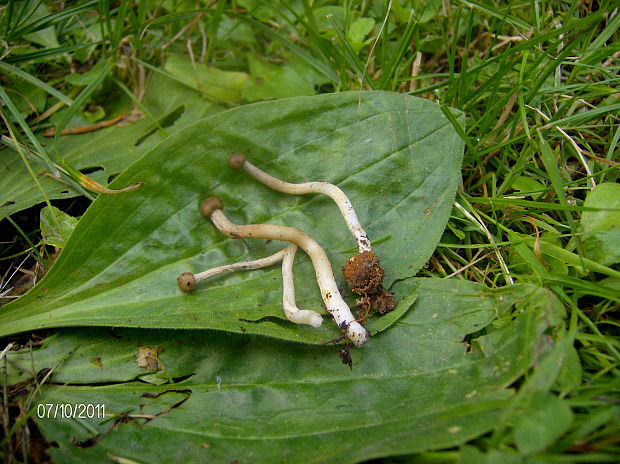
[228,152,397,315]
[228,152,371,253]
[177,244,323,328]
[201,197,369,347]
[177,246,291,292]
[195,247,289,282]
[281,244,323,328]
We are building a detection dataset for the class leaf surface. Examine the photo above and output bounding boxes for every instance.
[4,280,563,463]
[580,182,620,266]
[0,91,464,342]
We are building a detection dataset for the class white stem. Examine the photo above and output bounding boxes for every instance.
[192,245,323,328]
[193,247,289,282]
[231,154,372,254]
[281,244,323,328]
[208,205,368,346]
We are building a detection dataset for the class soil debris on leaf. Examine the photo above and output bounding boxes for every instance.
[342,251,396,315]
[338,342,353,370]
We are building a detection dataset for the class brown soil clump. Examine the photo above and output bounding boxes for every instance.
[342,251,384,294]
[342,251,396,316]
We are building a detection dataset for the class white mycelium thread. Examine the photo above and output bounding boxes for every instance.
[202,197,369,347]
[229,152,372,254]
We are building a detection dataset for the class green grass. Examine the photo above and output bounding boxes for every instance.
[1,0,619,462]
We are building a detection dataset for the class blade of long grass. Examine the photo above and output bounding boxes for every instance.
[3,43,102,64]
[441,105,476,154]
[469,196,620,213]
[227,11,339,84]
[326,14,375,89]
[517,51,532,140]
[543,275,620,303]
[582,10,620,66]
[453,0,531,30]
[546,103,620,128]
[2,0,15,36]
[537,130,587,271]
[464,10,605,86]
[53,59,114,148]
[457,8,474,107]
[113,79,168,138]
[5,0,43,37]
[377,7,418,90]
[284,0,345,84]
[5,217,48,271]
[455,194,514,285]
[0,110,64,240]
[9,0,99,38]
[513,234,620,280]
[111,0,130,49]
[0,62,73,105]
[0,86,58,177]
[0,87,94,202]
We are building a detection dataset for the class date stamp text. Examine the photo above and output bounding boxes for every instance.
[36,403,106,420]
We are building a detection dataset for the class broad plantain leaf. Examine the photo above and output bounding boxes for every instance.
[3,280,563,463]
[0,72,223,220]
[0,91,464,342]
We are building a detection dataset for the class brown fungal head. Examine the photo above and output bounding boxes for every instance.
[228,152,246,170]
[342,251,385,294]
[177,272,196,292]
[200,197,224,218]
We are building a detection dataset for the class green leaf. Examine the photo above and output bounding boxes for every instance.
[556,344,582,395]
[20,3,60,48]
[164,53,248,103]
[347,18,374,52]
[5,79,47,118]
[513,391,574,455]
[580,182,620,266]
[4,280,560,463]
[511,176,545,198]
[64,59,112,86]
[242,55,316,102]
[0,72,223,219]
[40,206,78,248]
[417,0,443,24]
[581,183,620,233]
[314,6,344,36]
[0,92,465,342]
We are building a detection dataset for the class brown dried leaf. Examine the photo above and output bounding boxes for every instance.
[136,346,158,370]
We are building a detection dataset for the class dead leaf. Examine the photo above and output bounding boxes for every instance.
[136,346,158,370]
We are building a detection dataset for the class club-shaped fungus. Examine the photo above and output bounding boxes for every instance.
[200,197,369,347]
[177,244,323,328]
[228,152,396,315]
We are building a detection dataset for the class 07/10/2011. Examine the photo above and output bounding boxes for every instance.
[36,402,106,419]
